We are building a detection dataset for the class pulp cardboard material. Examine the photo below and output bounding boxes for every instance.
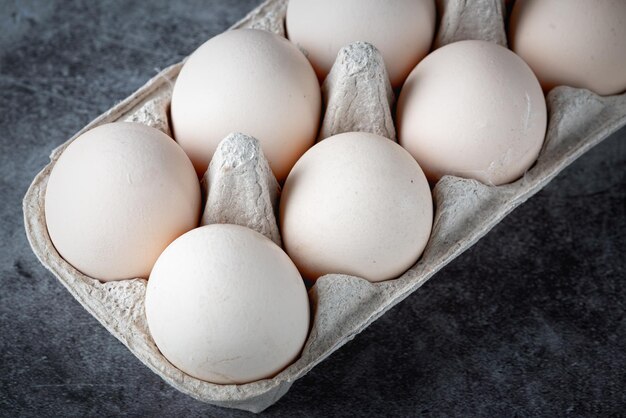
[319,41,396,141]
[201,132,282,247]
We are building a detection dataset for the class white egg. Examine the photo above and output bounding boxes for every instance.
[286,0,436,88]
[171,29,321,181]
[397,40,547,186]
[510,0,626,96]
[45,122,201,282]
[280,132,433,283]
[145,224,310,384]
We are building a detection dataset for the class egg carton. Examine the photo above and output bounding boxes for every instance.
[23,0,626,413]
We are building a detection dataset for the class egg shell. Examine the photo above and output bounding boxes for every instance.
[280,132,433,283]
[170,28,321,181]
[286,0,436,88]
[397,40,547,186]
[145,224,310,384]
[44,122,201,281]
[510,0,626,96]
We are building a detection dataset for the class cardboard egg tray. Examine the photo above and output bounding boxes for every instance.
[23,0,626,412]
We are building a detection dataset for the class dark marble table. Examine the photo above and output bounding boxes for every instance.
[1,1,624,416]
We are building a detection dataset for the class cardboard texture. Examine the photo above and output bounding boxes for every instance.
[319,41,396,141]
[23,0,626,413]
[200,132,282,247]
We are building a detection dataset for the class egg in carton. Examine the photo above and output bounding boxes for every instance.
[23,0,626,413]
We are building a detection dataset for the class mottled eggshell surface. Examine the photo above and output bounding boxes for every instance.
[171,28,321,181]
[397,40,547,186]
[510,0,626,96]
[280,132,433,283]
[145,224,310,384]
[286,0,436,88]
[45,122,201,282]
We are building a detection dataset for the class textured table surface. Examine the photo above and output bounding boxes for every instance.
[1,1,625,416]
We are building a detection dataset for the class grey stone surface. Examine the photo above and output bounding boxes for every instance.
[2,0,626,416]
